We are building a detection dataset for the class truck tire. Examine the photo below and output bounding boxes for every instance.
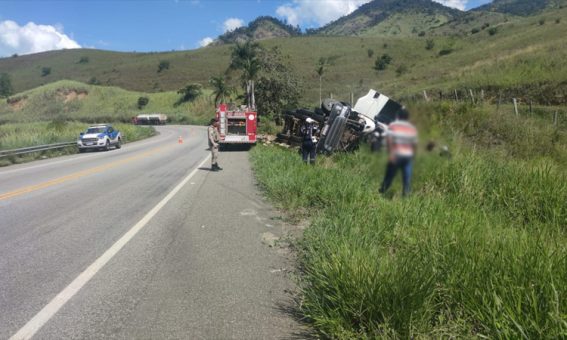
[276,133,290,142]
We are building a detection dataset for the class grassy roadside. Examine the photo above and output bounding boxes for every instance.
[0,122,156,166]
[250,102,567,338]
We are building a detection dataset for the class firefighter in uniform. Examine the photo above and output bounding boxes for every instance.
[300,117,319,165]
[208,118,223,171]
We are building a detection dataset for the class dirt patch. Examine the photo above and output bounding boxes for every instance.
[6,95,28,111]
[56,89,89,103]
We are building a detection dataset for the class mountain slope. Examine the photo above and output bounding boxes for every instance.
[472,0,567,16]
[313,0,463,37]
[215,16,301,44]
[1,6,566,106]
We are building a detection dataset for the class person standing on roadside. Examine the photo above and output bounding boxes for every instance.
[379,109,417,196]
[207,118,223,171]
[300,117,319,165]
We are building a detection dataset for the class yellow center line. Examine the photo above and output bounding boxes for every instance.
[0,146,167,201]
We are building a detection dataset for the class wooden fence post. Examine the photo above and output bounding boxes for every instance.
[513,98,519,116]
[423,90,429,102]
[554,111,558,126]
[529,101,533,115]
[454,89,459,102]
[469,89,475,105]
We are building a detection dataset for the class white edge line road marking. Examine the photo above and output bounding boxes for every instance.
[9,155,211,340]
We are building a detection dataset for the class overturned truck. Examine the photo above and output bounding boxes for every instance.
[276,90,404,153]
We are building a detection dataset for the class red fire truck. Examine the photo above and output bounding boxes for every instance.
[215,103,257,147]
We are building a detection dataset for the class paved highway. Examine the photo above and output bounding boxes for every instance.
[0,126,303,339]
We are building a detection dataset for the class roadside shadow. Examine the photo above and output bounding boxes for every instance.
[198,167,215,171]
[220,144,253,152]
[274,299,316,339]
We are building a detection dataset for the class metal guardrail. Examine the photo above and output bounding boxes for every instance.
[0,142,77,158]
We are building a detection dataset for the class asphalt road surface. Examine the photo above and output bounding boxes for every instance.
[0,126,305,339]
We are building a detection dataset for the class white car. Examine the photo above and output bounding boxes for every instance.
[77,124,122,152]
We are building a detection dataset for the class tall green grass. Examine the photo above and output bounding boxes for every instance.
[0,80,215,125]
[250,102,567,338]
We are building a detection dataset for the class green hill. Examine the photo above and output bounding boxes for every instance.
[0,80,213,124]
[473,0,567,16]
[313,0,463,37]
[215,16,301,45]
[1,5,566,111]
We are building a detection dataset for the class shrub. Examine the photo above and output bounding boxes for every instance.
[425,39,435,50]
[396,64,408,76]
[367,48,374,58]
[176,83,202,105]
[488,27,498,36]
[41,67,51,77]
[418,31,426,37]
[438,48,453,56]
[471,27,480,34]
[539,19,546,25]
[137,96,149,109]
[87,77,100,85]
[78,56,89,64]
[157,60,170,73]
[0,73,13,98]
[556,18,561,24]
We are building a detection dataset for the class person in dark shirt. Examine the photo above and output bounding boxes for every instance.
[300,118,319,165]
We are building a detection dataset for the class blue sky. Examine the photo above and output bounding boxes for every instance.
[0,0,492,57]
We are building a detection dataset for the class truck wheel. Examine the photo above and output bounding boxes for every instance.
[276,133,290,142]
[115,138,122,149]
[104,140,110,151]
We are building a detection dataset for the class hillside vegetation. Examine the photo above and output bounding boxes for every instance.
[250,100,567,338]
[1,6,566,108]
[0,80,214,125]
[313,0,461,36]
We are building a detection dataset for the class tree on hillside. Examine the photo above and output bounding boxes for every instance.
[316,57,332,106]
[158,60,170,73]
[0,73,13,98]
[228,41,262,109]
[41,67,51,77]
[176,83,202,106]
[137,96,149,109]
[255,47,303,120]
[209,75,234,107]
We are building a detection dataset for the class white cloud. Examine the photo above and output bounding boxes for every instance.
[198,37,214,47]
[0,20,80,56]
[223,18,244,33]
[276,0,371,27]
[276,0,468,27]
[433,0,468,10]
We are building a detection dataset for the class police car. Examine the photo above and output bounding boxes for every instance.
[77,124,122,152]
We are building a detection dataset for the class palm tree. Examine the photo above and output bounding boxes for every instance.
[316,57,329,106]
[228,41,261,109]
[209,75,234,107]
